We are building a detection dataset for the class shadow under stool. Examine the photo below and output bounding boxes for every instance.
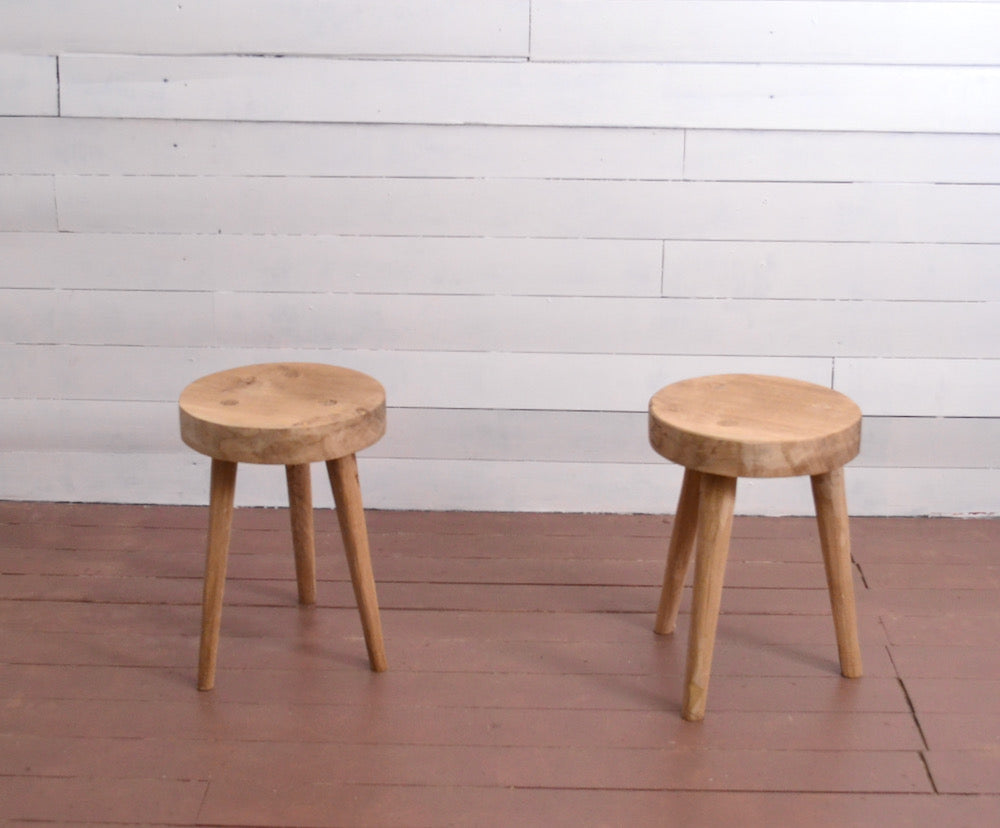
[648,374,863,721]
[179,362,387,690]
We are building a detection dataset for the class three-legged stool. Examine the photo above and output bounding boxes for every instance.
[648,374,863,721]
[179,362,387,690]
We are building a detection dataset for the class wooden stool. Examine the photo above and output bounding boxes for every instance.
[648,374,863,721]
[179,362,388,690]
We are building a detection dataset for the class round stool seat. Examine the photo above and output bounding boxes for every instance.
[649,374,861,479]
[180,362,386,465]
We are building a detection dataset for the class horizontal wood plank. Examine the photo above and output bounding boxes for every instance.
[10,118,999,185]
[0,117,684,180]
[3,233,995,302]
[59,56,1000,133]
[0,693,916,749]
[0,562,856,603]
[0,734,927,794]
[52,176,1000,242]
[0,601,890,640]
[663,241,1000,301]
[0,232,662,296]
[858,417,1000,470]
[531,0,1000,65]
[7,290,995,359]
[686,130,1000,185]
[200,787,1000,826]
[207,295,998,358]
[836,358,1000,417]
[0,0,528,57]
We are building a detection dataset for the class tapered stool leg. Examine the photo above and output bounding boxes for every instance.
[327,454,387,672]
[655,468,702,635]
[285,463,317,605]
[683,472,737,721]
[198,459,237,691]
[811,467,863,678]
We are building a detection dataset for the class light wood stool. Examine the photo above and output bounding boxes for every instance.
[648,374,863,721]
[179,362,388,690]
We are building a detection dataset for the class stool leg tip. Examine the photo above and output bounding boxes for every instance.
[682,683,708,722]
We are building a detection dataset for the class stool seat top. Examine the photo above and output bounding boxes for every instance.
[179,363,385,465]
[649,374,861,478]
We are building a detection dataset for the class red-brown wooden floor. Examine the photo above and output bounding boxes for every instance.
[2,501,999,826]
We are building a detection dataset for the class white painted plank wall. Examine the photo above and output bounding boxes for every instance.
[1,0,997,515]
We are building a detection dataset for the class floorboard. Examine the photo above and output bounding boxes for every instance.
[2,502,999,824]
